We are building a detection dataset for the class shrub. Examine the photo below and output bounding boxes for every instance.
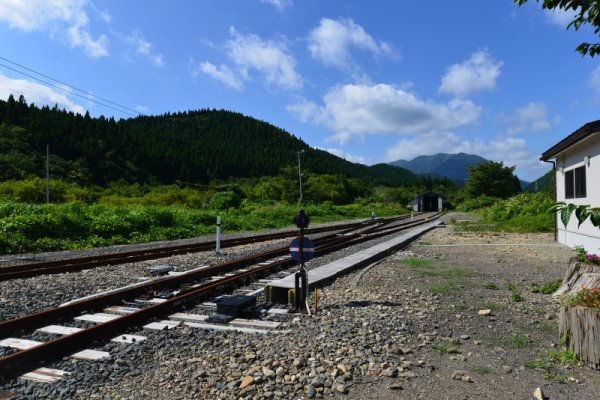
[567,288,600,309]
[208,191,241,211]
[574,246,600,266]
[457,195,499,212]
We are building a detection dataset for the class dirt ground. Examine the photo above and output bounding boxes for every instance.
[342,218,600,400]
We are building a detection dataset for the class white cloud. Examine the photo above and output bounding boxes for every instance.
[545,7,577,27]
[196,27,302,91]
[308,18,395,70]
[589,65,600,93]
[287,83,481,144]
[439,50,502,97]
[226,27,302,89]
[0,0,109,58]
[383,131,467,161]
[383,131,546,180]
[260,0,292,11]
[193,62,243,91]
[319,147,368,164]
[120,30,164,66]
[506,102,554,135]
[0,72,85,114]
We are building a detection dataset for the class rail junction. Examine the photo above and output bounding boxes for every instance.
[0,212,442,390]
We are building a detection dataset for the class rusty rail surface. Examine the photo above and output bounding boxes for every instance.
[0,215,414,281]
[0,213,441,380]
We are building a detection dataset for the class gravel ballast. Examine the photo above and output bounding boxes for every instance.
[2,215,599,399]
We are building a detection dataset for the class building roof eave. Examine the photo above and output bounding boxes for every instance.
[541,120,600,161]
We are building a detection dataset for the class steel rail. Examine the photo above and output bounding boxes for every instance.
[0,213,439,339]
[0,213,441,379]
[0,214,437,333]
[0,216,426,336]
[0,215,413,281]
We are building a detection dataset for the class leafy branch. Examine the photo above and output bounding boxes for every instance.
[550,202,600,228]
[515,0,600,57]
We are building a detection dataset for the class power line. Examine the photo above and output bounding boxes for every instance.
[0,62,137,117]
[0,56,145,118]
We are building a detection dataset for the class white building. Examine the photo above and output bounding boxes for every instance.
[541,120,600,252]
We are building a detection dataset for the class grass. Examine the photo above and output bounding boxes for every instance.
[531,280,562,295]
[548,350,579,365]
[470,366,491,374]
[479,330,534,349]
[399,258,476,297]
[429,282,463,295]
[432,339,461,354]
[369,280,384,288]
[483,300,504,312]
[400,258,433,269]
[418,268,473,278]
[488,215,554,233]
[525,350,579,383]
[510,293,525,302]
[484,282,499,290]
[503,332,534,348]
[446,301,470,311]
[453,220,496,233]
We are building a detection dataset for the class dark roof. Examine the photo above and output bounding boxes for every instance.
[413,192,446,200]
[541,119,600,161]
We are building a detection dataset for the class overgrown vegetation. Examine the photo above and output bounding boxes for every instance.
[0,94,560,255]
[452,192,555,233]
[525,349,580,383]
[0,199,406,254]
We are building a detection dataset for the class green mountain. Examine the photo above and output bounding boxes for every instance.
[0,95,421,187]
[524,170,554,193]
[389,153,488,183]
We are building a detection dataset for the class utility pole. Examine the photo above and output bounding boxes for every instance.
[297,149,304,203]
[45,144,50,203]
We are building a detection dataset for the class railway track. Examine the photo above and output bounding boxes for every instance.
[0,213,441,381]
[0,214,416,281]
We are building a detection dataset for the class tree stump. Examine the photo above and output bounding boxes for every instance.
[553,258,600,299]
[559,305,600,370]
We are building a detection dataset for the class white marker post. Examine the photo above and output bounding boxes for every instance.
[411,210,414,221]
[216,216,221,255]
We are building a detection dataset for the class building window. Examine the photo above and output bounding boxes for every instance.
[565,166,586,199]
[575,166,587,197]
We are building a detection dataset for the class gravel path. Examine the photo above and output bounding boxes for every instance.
[2,214,599,399]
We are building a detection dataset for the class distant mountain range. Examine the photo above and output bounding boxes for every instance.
[390,152,534,189]
[389,153,488,183]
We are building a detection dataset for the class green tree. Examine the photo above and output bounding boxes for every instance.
[515,0,600,56]
[465,161,521,199]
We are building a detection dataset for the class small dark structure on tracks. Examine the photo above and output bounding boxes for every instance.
[409,192,445,212]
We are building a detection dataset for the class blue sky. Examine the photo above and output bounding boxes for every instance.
[1,0,599,181]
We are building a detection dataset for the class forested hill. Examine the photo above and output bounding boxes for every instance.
[0,95,417,186]
[389,153,488,183]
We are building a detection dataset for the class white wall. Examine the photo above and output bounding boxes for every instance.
[554,132,600,252]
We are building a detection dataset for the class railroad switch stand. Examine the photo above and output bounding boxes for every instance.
[293,266,308,312]
[289,211,314,313]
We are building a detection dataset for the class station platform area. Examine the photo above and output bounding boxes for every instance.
[266,220,442,302]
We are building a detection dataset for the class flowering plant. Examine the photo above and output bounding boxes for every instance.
[574,246,600,266]
[568,287,600,309]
